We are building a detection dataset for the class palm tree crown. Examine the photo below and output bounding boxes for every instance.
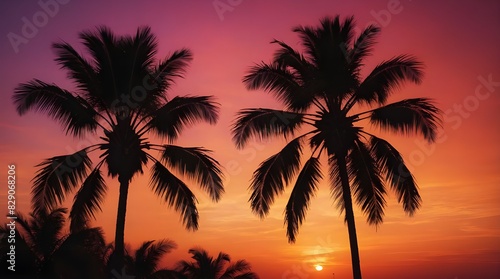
[121,239,184,279]
[13,26,224,270]
[232,16,441,279]
[177,248,259,279]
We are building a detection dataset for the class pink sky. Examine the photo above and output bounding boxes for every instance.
[0,0,499,278]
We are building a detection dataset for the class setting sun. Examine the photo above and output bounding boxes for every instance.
[315,265,324,271]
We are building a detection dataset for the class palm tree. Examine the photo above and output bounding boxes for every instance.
[115,239,185,279]
[12,26,224,271]
[104,239,186,279]
[0,207,106,279]
[177,248,259,279]
[231,16,441,279]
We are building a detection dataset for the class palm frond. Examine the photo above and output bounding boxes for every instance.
[52,42,99,97]
[145,239,177,268]
[186,248,213,274]
[293,23,320,65]
[316,16,351,64]
[328,155,345,213]
[80,26,117,67]
[271,39,311,72]
[13,80,99,137]
[150,162,199,230]
[306,16,355,67]
[135,239,177,276]
[285,157,322,243]
[32,150,92,212]
[348,140,386,225]
[152,48,193,93]
[370,136,421,214]
[295,16,358,104]
[134,48,193,116]
[134,240,154,265]
[243,63,316,112]
[370,98,442,142]
[337,15,356,49]
[248,138,303,218]
[75,26,160,115]
[220,260,257,279]
[232,108,304,149]
[176,260,198,277]
[79,26,121,108]
[355,55,423,105]
[130,26,158,70]
[214,252,231,277]
[161,145,224,201]
[70,168,107,232]
[348,24,380,72]
[120,26,160,114]
[146,96,219,141]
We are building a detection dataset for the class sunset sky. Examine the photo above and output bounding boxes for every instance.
[0,0,499,278]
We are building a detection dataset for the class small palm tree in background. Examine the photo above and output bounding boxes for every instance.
[13,26,224,271]
[103,239,185,279]
[0,207,106,279]
[177,248,259,279]
[232,16,441,279]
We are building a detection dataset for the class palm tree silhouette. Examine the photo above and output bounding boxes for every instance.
[13,26,224,271]
[104,239,185,279]
[0,207,106,279]
[177,248,259,279]
[231,16,441,279]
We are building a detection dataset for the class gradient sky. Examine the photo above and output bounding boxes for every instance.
[1,0,499,278]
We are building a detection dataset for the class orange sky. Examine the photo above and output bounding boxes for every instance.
[0,0,499,278]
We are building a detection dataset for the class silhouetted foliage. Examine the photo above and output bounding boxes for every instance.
[0,208,106,279]
[177,248,259,279]
[104,239,185,279]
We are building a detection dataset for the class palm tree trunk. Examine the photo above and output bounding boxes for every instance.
[111,175,129,272]
[337,155,362,279]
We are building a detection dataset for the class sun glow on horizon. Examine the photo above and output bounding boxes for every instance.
[315,265,323,271]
